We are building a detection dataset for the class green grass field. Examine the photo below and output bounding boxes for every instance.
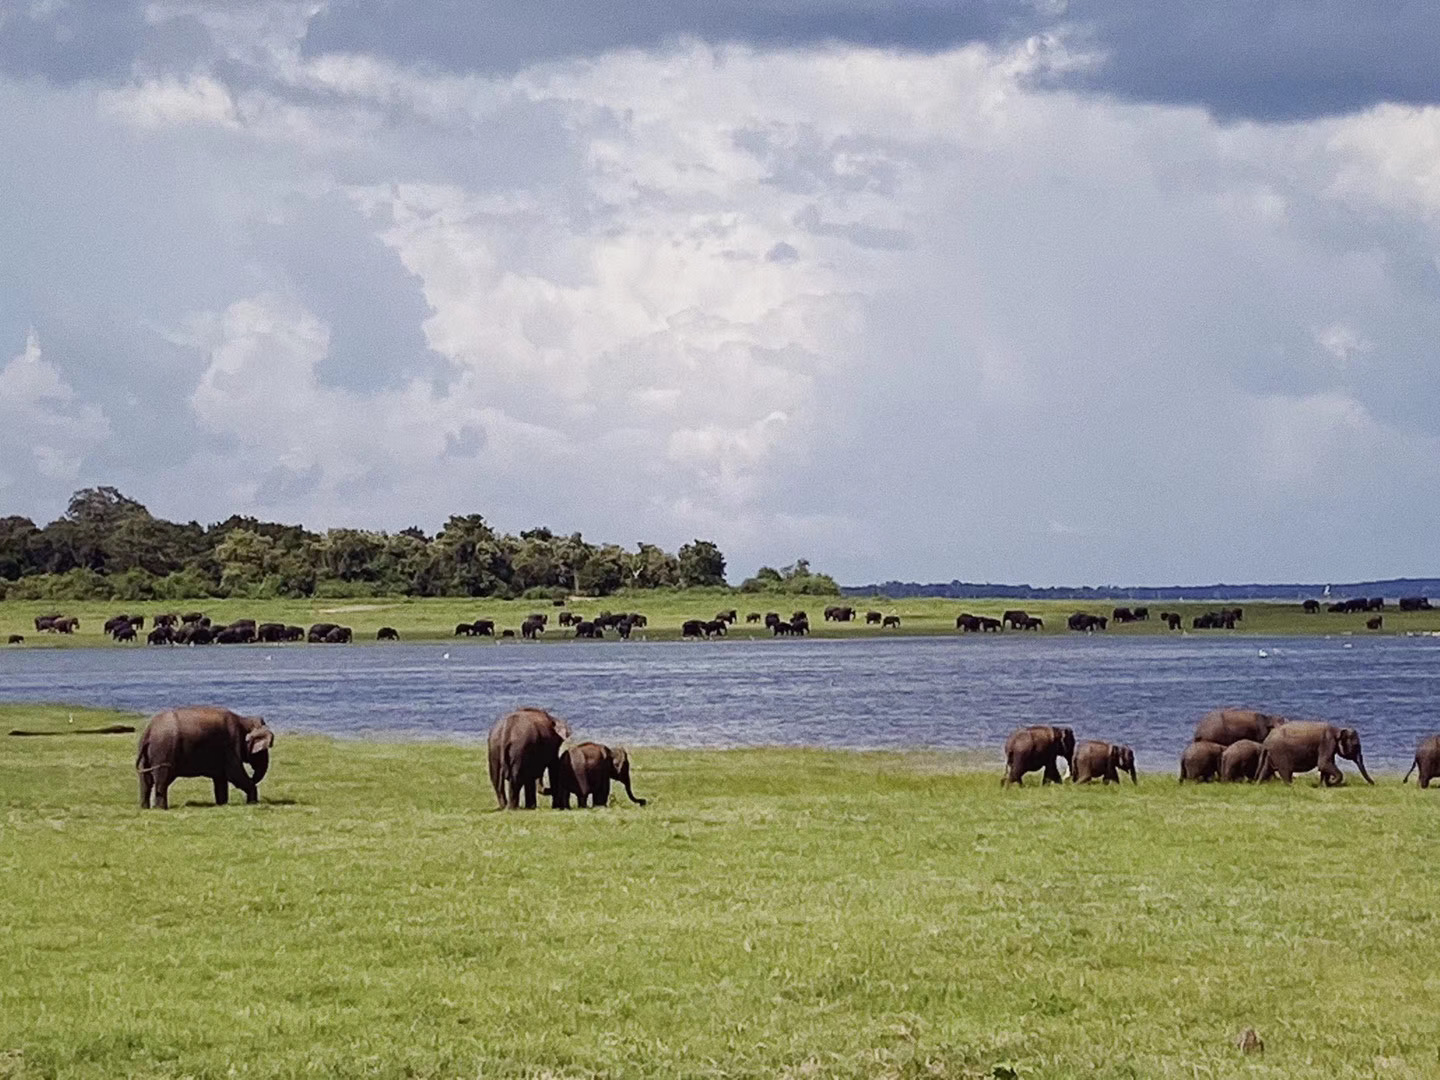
[4,592,1437,647]
[3,704,1438,1078]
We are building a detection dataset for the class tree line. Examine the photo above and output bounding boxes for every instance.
[0,488,838,601]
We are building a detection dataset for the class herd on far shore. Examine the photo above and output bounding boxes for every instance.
[10,595,1437,647]
[108,704,1440,812]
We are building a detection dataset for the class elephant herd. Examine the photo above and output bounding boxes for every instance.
[1003,707,1440,790]
[132,703,645,812]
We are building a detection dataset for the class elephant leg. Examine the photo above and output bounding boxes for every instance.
[139,770,153,809]
[522,779,537,809]
[1043,762,1062,784]
[1421,768,1432,790]
[152,768,173,810]
[593,775,611,807]
[213,776,230,805]
[225,758,257,803]
[1319,761,1344,787]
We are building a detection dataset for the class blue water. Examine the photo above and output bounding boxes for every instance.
[2,635,1436,769]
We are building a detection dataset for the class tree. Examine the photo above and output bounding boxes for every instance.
[626,543,680,589]
[677,540,727,587]
[0,516,39,580]
[214,529,275,595]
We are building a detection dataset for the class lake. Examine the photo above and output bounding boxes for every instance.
[2,635,1436,769]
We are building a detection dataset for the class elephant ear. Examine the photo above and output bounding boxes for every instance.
[246,725,274,754]
[610,746,629,777]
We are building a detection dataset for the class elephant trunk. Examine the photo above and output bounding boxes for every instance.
[1127,763,1138,785]
[1404,759,1417,783]
[1352,752,1374,785]
[617,762,646,806]
[246,749,269,784]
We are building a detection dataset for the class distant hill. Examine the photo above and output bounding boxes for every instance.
[840,578,1440,602]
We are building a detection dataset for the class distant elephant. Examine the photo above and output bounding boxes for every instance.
[521,617,545,640]
[323,626,352,644]
[881,615,900,628]
[705,619,728,637]
[1366,616,1383,631]
[1002,725,1075,786]
[1193,708,1285,747]
[956,614,980,632]
[472,619,495,637]
[682,619,706,639]
[1403,734,1440,789]
[257,622,287,643]
[487,707,570,810]
[1070,740,1137,784]
[501,629,515,638]
[1257,722,1372,786]
[550,742,647,808]
[308,622,338,643]
[866,611,882,624]
[977,617,1002,632]
[7,634,23,645]
[1302,599,1320,613]
[1219,739,1265,782]
[1001,610,1028,629]
[377,627,399,641]
[574,620,602,638]
[136,706,274,810]
[146,626,172,645]
[772,620,795,636]
[454,622,475,636]
[1179,740,1224,782]
[1021,617,1044,631]
[1161,612,1182,630]
[746,612,762,623]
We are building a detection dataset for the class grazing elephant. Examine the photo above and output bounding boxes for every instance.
[1193,708,1285,747]
[521,617,545,640]
[746,612,762,623]
[256,622,287,642]
[956,614,980,632]
[1257,722,1373,786]
[377,627,399,641]
[322,626,352,644]
[454,622,475,636]
[705,619,728,637]
[550,743,647,808]
[882,615,900,628]
[136,706,274,810]
[1070,740,1137,784]
[7,634,23,644]
[146,626,173,645]
[308,622,338,643]
[487,707,571,810]
[1219,739,1265,782]
[1021,617,1044,631]
[1002,610,1028,629]
[1179,741,1224,782]
[1366,616,1383,631]
[1403,734,1440,789]
[682,619,706,639]
[1302,599,1321,613]
[1002,725,1075,786]
[574,620,602,638]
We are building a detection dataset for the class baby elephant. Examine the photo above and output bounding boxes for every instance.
[1002,725,1075,786]
[1219,739,1265,782]
[551,743,646,808]
[1403,734,1440,789]
[1070,740,1137,784]
[1179,740,1224,782]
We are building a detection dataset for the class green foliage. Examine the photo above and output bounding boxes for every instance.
[1,721,1435,1078]
[677,538,727,587]
[741,557,841,594]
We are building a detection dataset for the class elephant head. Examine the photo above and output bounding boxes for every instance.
[1056,726,1076,765]
[610,746,646,806]
[1336,727,1373,784]
[1111,744,1137,783]
[244,721,275,783]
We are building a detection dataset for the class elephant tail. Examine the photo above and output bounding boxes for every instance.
[1403,758,1417,784]
[487,743,504,807]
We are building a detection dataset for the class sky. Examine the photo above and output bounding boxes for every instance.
[2,1,1440,585]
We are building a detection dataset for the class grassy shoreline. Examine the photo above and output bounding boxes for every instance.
[4,593,1439,647]
[3,704,1438,1078]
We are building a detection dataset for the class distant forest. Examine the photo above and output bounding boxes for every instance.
[0,487,839,601]
[843,579,1440,602]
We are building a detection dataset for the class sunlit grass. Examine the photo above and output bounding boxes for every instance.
[2,704,1438,1077]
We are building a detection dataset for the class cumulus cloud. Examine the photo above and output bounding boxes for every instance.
[5,15,1440,582]
[0,331,110,490]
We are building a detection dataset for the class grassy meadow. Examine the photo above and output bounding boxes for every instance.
[4,591,1438,647]
[3,704,1439,1078]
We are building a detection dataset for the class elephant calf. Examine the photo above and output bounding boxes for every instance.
[136,706,274,809]
[1257,721,1373,786]
[550,742,646,808]
[1219,739,1265,782]
[1070,740,1137,784]
[1403,734,1440,789]
[1002,725,1075,786]
[1179,740,1224,782]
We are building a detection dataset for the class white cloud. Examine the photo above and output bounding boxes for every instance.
[99,72,238,129]
[0,331,110,487]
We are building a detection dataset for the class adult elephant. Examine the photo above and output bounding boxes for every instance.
[682,619,707,639]
[487,707,570,810]
[1002,725,1075,786]
[1178,741,1224,782]
[136,706,274,810]
[1219,739,1265,782]
[1403,734,1440,789]
[1193,708,1285,747]
[1257,722,1373,786]
[550,742,647,808]
[308,622,338,643]
[1070,740,1136,784]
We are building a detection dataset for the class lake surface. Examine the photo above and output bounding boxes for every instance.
[2,635,1436,769]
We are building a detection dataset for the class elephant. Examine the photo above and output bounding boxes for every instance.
[1219,739,1265,782]
[487,707,571,810]
[1160,612,1182,630]
[1403,734,1440,789]
[574,620,602,638]
[454,622,476,636]
[705,619,728,637]
[323,626,352,644]
[308,622,338,643]
[1002,725,1075,786]
[956,614,980,632]
[615,618,633,640]
[1302,599,1321,613]
[146,626,173,645]
[136,706,274,810]
[550,742,647,808]
[1001,610,1028,629]
[7,634,23,644]
[682,619,707,639]
[1179,741,1224,782]
[882,615,901,628]
[181,611,205,624]
[977,617,1002,632]
[472,619,495,636]
[764,612,782,629]
[1193,708,1285,747]
[114,624,137,642]
[866,611,883,624]
[1021,617,1044,631]
[376,627,399,641]
[521,617,545,640]
[746,612,762,623]
[1366,616,1383,631]
[257,622,288,642]
[1399,596,1432,611]
[1070,740,1137,784]
[1256,721,1373,786]
[772,620,796,636]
